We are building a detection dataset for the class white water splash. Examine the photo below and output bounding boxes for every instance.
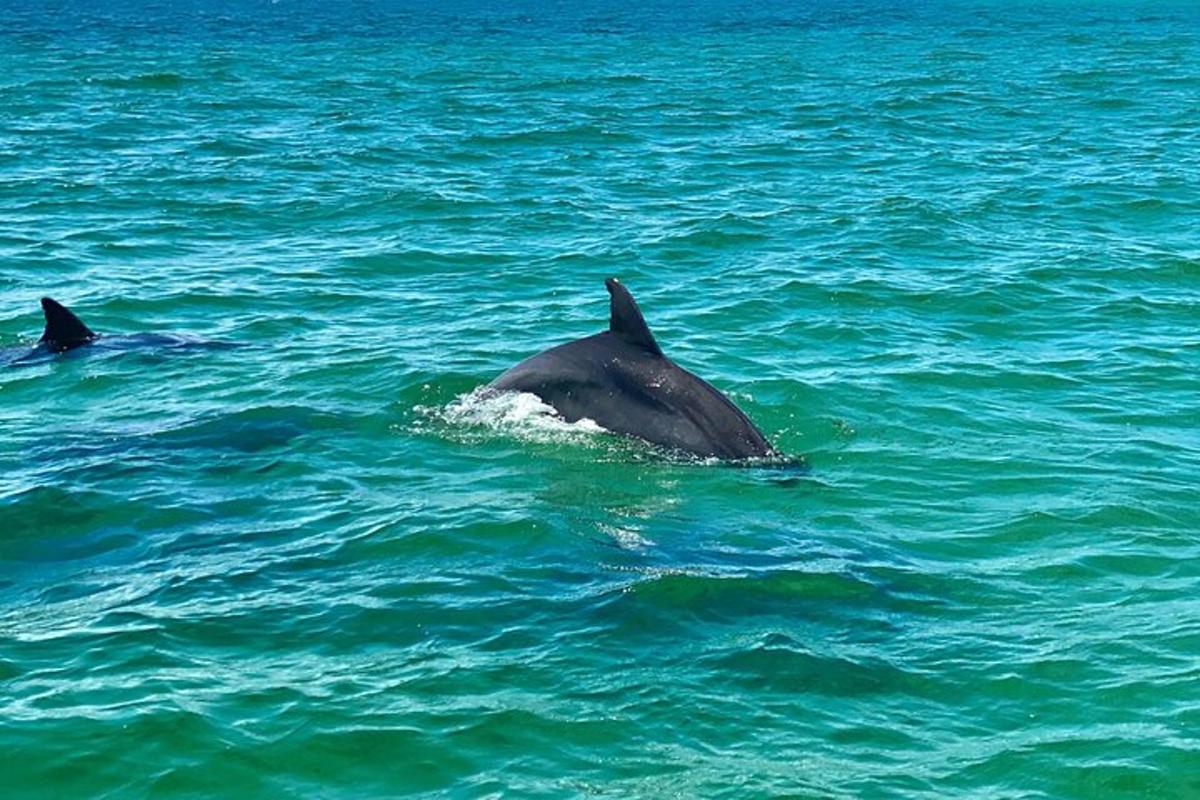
[422,387,609,447]
[598,522,655,550]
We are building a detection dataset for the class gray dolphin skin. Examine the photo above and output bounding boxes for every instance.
[3,297,232,366]
[488,278,777,460]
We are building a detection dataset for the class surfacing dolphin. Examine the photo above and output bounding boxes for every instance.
[487,278,777,460]
[3,297,233,366]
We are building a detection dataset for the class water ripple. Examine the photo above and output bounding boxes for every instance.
[2,1,1199,797]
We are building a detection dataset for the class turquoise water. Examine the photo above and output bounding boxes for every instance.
[3,1,1199,796]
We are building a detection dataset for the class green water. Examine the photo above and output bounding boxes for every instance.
[2,1,1199,797]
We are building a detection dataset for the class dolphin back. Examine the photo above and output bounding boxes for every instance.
[488,279,778,460]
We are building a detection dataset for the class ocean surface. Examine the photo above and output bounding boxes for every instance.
[2,1,1199,796]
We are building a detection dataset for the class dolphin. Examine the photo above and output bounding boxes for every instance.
[487,278,777,460]
[3,297,233,366]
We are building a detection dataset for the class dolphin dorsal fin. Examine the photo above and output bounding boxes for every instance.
[39,297,96,350]
[605,278,663,357]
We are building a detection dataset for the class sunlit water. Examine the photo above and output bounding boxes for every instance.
[2,1,1199,797]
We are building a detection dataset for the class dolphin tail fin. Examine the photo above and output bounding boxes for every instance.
[605,278,663,356]
[39,297,96,351]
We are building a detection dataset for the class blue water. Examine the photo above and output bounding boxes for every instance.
[2,1,1199,797]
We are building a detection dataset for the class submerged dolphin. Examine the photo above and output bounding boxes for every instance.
[3,297,231,365]
[487,278,777,460]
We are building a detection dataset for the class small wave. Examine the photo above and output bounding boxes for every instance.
[0,486,143,564]
[463,125,637,148]
[705,632,928,697]
[655,226,770,250]
[627,567,879,607]
[148,405,338,454]
[90,72,185,90]
[516,73,653,92]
